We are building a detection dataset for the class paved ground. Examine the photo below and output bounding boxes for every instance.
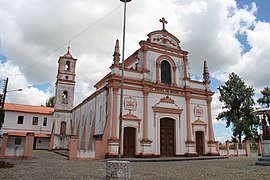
[0,150,270,180]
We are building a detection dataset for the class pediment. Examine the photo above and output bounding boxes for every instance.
[152,96,182,114]
[192,119,207,126]
[147,30,181,50]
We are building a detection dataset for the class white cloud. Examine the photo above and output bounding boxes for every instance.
[0,61,52,105]
[211,91,225,125]
[1,0,268,96]
[229,21,270,88]
[0,0,270,144]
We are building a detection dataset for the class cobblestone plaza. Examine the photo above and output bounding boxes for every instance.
[1,151,270,180]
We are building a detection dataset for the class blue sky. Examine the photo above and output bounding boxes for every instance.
[0,0,270,143]
[236,0,269,54]
[208,0,270,142]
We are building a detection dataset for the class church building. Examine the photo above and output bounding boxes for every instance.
[50,18,219,159]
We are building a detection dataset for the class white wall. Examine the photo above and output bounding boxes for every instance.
[1,111,53,135]
[6,136,25,156]
[35,137,50,149]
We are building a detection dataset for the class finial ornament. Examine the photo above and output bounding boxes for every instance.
[203,60,210,84]
[113,39,120,65]
[67,46,71,54]
[159,17,168,30]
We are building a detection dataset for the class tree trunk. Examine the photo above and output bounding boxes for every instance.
[238,133,242,143]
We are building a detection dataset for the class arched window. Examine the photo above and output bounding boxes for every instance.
[62,91,68,103]
[60,121,66,136]
[161,60,172,84]
[62,91,68,99]
[65,61,70,71]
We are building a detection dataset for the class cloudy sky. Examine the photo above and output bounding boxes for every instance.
[0,0,269,142]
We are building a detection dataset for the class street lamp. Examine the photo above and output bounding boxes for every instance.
[0,78,23,109]
[118,0,132,161]
[7,89,23,93]
[0,77,22,129]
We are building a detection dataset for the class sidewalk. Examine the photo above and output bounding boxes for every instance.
[104,156,227,162]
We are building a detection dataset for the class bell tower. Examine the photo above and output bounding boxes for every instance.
[53,47,77,149]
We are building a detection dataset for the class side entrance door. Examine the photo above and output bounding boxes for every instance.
[124,127,136,157]
[195,131,204,156]
[160,118,175,157]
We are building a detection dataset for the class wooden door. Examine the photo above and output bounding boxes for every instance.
[60,121,66,136]
[196,131,204,156]
[160,118,175,157]
[124,127,136,157]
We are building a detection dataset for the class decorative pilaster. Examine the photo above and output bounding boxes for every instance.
[207,97,214,142]
[185,93,192,142]
[184,93,197,156]
[111,87,119,140]
[80,119,87,150]
[156,63,161,84]
[107,86,120,157]
[140,86,153,158]
[183,56,189,80]
[206,96,219,156]
[142,47,148,72]
[142,87,149,141]
[173,66,177,85]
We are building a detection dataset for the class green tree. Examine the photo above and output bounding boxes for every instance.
[257,87,270,108]
[45,96,55,107]
[217,72,259,142]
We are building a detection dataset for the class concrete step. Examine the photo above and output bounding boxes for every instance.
[255,161,270,166]
[257,156,270,162]
[104,156,228,163]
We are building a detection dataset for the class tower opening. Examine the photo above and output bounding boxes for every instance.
[65,61,70,71]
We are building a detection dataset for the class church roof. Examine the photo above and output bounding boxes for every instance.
[4,103,54,115]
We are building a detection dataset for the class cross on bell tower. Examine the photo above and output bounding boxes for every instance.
[159,17,168,30]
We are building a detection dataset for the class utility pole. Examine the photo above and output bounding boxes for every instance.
[1,77,8,109]
[118,0,132,161]
[0,77,8,129]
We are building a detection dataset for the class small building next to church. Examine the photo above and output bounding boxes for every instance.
[1,18,219,159]
[0,104,53,158]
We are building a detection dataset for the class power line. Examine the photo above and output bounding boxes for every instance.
[22,4,122,73]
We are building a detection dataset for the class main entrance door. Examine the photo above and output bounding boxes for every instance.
[160,118,175,157]
[196,131,204,156]
[124,127,136,157]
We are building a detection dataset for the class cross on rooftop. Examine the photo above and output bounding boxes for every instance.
[159,17,168,30]
[67,45,71,54]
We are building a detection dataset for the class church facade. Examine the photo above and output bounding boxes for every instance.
[50,18,219,159]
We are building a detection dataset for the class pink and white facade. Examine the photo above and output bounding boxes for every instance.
[1,18,219,159]
[65,18,219,159]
